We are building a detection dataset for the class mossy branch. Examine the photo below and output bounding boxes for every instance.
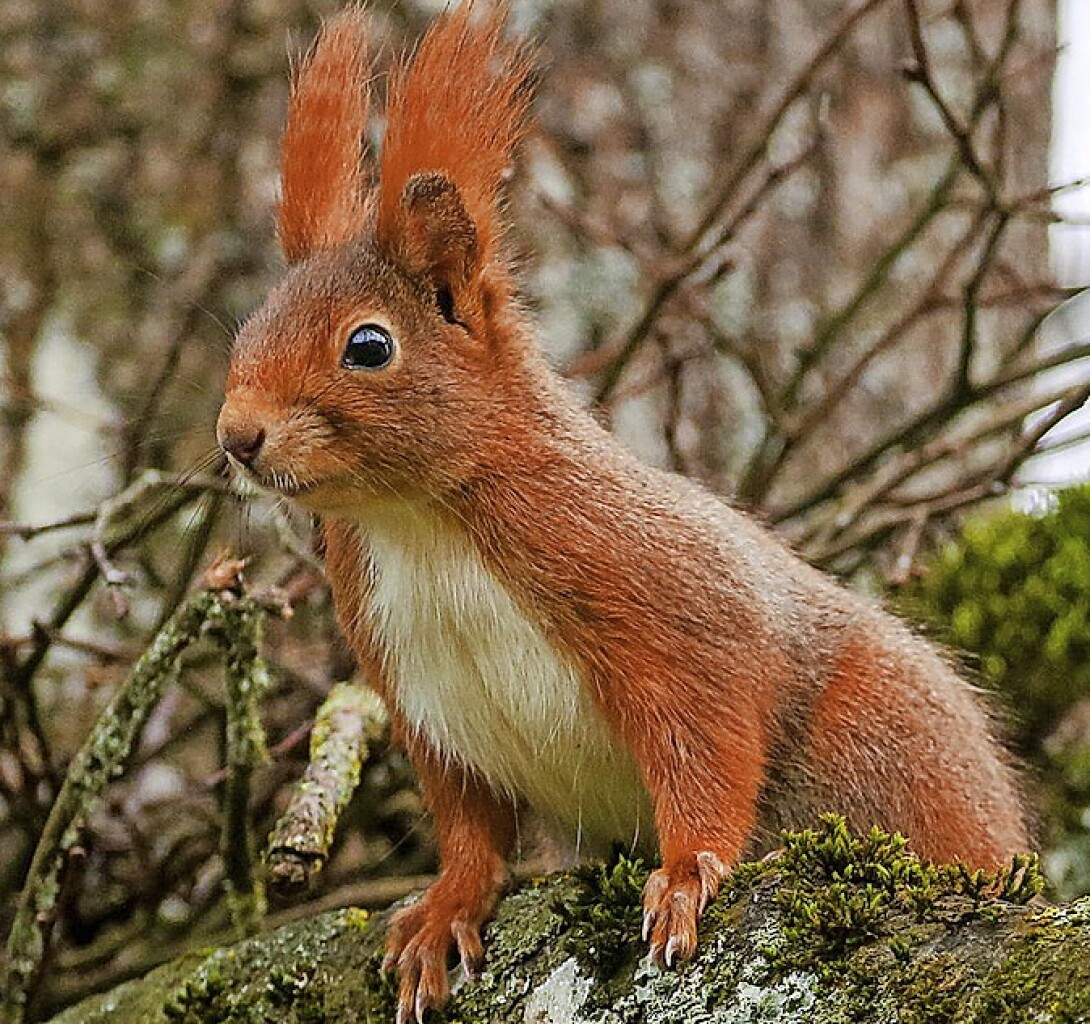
[265,684,388,894]
[217,596,273,937]
[46,818,1089,1024]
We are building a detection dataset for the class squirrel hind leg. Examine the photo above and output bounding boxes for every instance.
[803,635,1031,870]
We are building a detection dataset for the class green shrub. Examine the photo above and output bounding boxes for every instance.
[898,484,1090,897]
[899,485,1090,741]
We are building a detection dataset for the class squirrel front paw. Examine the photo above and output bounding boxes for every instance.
[641,850,726,967]
[384,886,489,1024]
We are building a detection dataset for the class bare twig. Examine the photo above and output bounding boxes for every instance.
[589,0,894,403]
[903,0,990,191]
[0,512,97,540]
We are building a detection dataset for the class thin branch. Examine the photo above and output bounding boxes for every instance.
[688,0,894,249]
[0,512,97,541]
[265,684,388,894]
[956,211,1011,398]
[781,205,994,444]
[799,379,1090,560]
[787,158,960,409]
[904,0,991,191]
[7,472,228,698]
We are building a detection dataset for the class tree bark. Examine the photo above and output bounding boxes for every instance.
[45,824,1090,1024]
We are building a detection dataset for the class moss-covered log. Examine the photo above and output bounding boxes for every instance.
[46,819,1090,1024]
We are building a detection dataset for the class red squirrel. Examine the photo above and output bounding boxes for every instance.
[216,5,1029,1020]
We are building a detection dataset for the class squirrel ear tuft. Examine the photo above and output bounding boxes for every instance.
[376,3,534,269]
[397,173,479,300]
[278,9,372,263]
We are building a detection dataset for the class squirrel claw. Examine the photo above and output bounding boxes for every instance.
[641,909,654,943]
[642,851,726,969]
[393,941,447,1024]
[393,997,429,1024]
[452,918,485,978]
[387,896,489,1024]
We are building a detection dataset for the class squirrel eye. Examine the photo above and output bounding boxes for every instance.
[342,324,395,370]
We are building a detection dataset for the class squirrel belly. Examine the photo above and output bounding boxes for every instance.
[351,497,655,856]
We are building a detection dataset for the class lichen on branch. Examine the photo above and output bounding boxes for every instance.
[265,683,388,894]
[45,818,1090,1024]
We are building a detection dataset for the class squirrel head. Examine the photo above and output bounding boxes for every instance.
[218,3,536,514]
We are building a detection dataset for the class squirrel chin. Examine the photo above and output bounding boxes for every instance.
[226,457,397,513]
[228,466,327,507]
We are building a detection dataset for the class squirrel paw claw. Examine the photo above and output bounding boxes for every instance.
[386,895,488,1024]
[451,918,485,977]
[642,851,726,968]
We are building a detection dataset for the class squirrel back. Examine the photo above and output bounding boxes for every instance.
[217,5,1029,1018]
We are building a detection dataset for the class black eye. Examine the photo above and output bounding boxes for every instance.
[342,324,395,370]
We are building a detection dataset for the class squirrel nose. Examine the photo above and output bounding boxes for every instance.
[220,425,266,468]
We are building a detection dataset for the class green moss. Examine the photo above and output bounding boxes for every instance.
[972,907,1090,1024]
[154,909,389,1024]
[343,908,370,932]
[554,853,647,975]
[546,815,1045,1015]
[443,875,584,1022]
[757,816,1041,980]
[900,486,1090,737]
[547,854,649,1015]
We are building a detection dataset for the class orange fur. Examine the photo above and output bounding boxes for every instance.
[278,7,372,262]
[219,6,1031,1021]
[805,635,1025,868]
[375,2,533,266]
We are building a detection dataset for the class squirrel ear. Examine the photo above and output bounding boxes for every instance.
[396,172,480,303]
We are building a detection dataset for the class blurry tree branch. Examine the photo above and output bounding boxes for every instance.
[1,561,275,1024]
[586,0,895,403]
[0,0,1082,1018]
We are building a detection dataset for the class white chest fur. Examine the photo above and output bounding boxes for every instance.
[356,501,652,855]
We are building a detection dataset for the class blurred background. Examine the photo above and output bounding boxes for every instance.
[1,0,1088,1016]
